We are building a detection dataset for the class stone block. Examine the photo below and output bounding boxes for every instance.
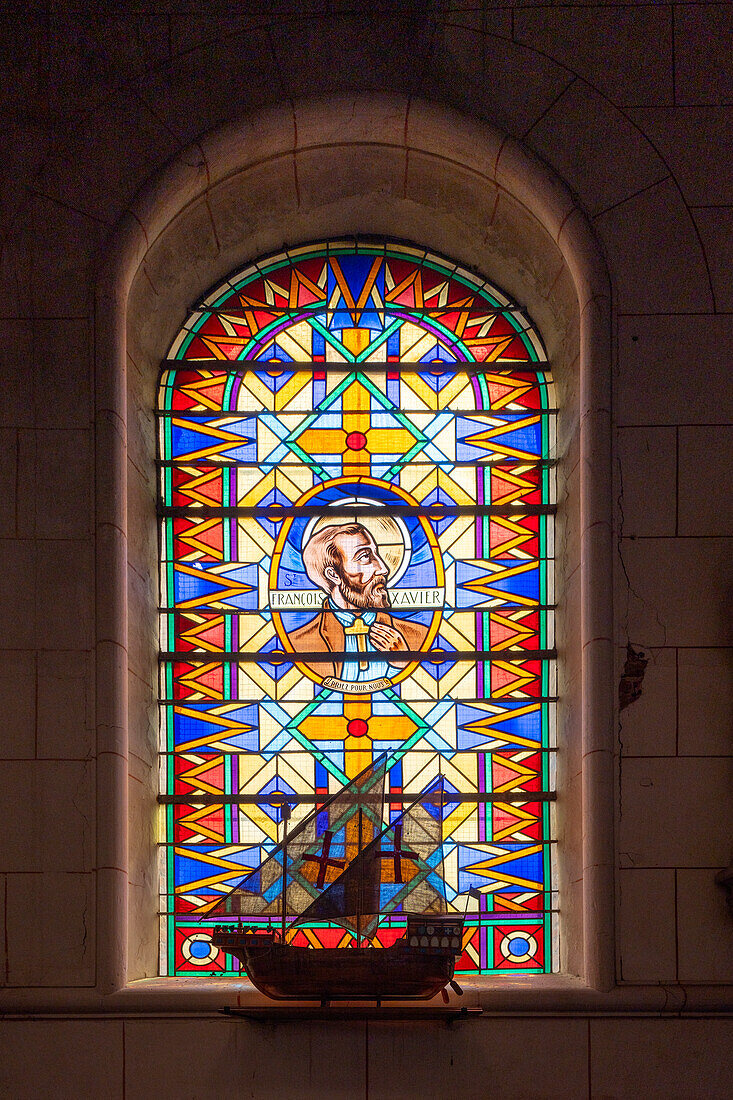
[126,459,157,585]
[0,874,5,982]
[629,106,733,206]
[678,648,733,757]
[0,228,33,321]
[15,431,34,538]
[617,314,733,426]
[169,9,323,57]
[678,425,733,536]
[32,319,93,430]
[678,867,733,983]
[368,1017,588,1099]
[5,872,94,987]
[31,14,169,122]
[2,319,92,429]
[17,429,93,540]
[35,539,94,651]
[128,199,223,368]
[207,158,302,272]
[126,384,158,497]
[0,540,36,650]
[590,1019,733,1099]
[25,194,102,317]
[528,82,668,218]
[124,1017,366,1098]
[127,836,159,981]
[296,142,406,213]
[441,6,482,32]
[37,650,94,760]
[618,646,677,758]
[405,151,567,322]
[0,116,52,233]
[0,429,17,536]
[675,4,733,105]
[616,427,677,537]
[295,93,409,151]
[0,29,52,162]
[595,179,712,314]
[0,760,93,872]
[619,757,733,868]
[619,537,733,648]
[34,90,178,229]
[515,4,673,106]
[0,322,34,425]
[617,868,676,982]
[128,667,157,772]
[138,23,287,141]
[0,651,36,760]
[0,1020,122,1098]
[271,13,429,100]
[127,562,158,687]
[437,28,573,139]
[692,206,733,313]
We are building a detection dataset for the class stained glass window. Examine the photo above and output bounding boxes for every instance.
[158,240,557,977]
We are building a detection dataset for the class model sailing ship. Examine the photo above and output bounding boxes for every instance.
[205,757,465,1001]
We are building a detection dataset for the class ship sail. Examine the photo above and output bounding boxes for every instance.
[201,754,388,919]
[291,777,448,940]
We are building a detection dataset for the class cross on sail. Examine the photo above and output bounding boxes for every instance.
[199,755,388,919]
[291,778,448,940]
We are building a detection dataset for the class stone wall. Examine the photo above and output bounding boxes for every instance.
[1,3,731,1097]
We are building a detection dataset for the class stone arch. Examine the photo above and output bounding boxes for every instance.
[95,94,613,997]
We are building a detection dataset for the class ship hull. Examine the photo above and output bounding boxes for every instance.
[220,938,458,1001]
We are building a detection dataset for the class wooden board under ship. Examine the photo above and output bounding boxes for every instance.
[202,756,466,1002]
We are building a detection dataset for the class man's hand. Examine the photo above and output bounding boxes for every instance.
[369,622,410,667]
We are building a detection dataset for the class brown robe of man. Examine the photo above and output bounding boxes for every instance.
[287,600,429,680]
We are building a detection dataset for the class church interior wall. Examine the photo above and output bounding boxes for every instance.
[1,3,731,1096]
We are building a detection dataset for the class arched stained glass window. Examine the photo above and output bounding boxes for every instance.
[157,240,557,978]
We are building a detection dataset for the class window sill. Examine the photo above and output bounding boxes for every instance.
[2,976,732,1016]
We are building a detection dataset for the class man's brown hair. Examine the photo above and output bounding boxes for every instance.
[302,523,370,591]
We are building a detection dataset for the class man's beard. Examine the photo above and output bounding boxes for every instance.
[339,575,391,610]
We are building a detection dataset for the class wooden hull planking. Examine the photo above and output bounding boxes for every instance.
[218,938,456,1000]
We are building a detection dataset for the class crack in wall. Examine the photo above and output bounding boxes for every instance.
[618,642,648,712]
[615,446,669,845]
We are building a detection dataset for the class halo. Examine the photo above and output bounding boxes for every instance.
[302,500,411,585]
